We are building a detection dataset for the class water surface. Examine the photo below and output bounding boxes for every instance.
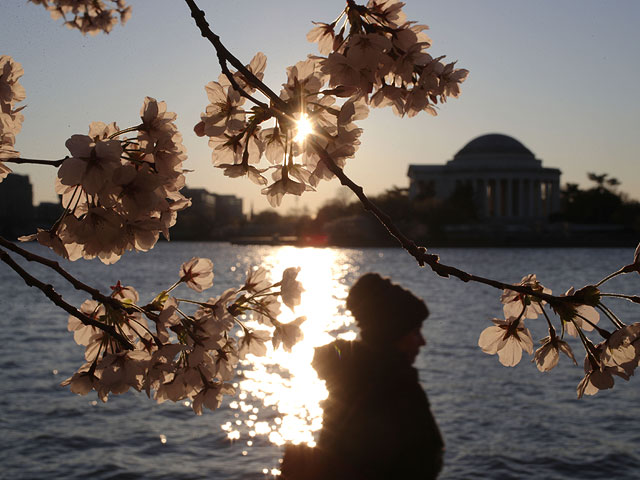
[1,243,638,479]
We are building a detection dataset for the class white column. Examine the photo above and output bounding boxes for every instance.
[545,180,551,217]
[512,178,520,218]
[551,178,561,214]
[516,179,524,218]
[534,180,542,218]
[494,178,501,218]
[476,179,486,217]
[505,177,513,217]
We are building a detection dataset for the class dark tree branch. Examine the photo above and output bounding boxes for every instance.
[0,247,133,349]
[0,236,126,312]
[3,156,68,167]
[184,0,286,111]
[183,0,624,309]
[308,139,595,304]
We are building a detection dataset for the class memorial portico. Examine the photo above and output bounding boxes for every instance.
[408,134,561,221]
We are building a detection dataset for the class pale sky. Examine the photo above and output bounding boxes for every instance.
[2,0,639,214]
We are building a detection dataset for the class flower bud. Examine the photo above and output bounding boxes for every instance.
[573,285,601,307]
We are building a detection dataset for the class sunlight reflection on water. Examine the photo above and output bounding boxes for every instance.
[226,247,358,450]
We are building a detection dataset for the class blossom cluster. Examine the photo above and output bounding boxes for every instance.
[310,0,469,116]
[28,0,132,35]
[194,0,468,207]
[479,271,640,398]
[20,97,190,264]
[0,55,26,181]
[62,258,305,414]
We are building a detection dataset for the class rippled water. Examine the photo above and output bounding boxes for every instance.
[2,243,639,479]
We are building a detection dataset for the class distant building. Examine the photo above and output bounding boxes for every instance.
[172,187,244,239]
[213,194,244,225]
[185,188,217,218]
[35,201,63,227]
[408,134,561,221]
[0,173,34,237]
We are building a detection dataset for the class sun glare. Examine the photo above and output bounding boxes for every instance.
[293,114,313,143]
[227,247,358,452]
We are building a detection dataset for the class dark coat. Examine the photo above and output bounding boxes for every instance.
[281,339,444,480]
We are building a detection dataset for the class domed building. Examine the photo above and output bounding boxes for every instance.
[408,134,561,221]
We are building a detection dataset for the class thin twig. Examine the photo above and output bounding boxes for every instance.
[309,138,568,301]
[184,0,285,111]
[600,292,640,304]
[0,236,125,312]
[183,0,629,309]
[595,267,626,287]
[0,247,133,349]
[3,156,68,167]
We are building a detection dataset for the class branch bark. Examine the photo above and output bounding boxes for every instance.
[183,0,610,308]
[0,247,133,349]
[3,156,67,167]
[184,0,285,111]
[0,236,127,312]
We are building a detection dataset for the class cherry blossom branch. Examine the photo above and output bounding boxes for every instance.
[600,293,640,304]
[0,247,133,349]
[183,0,628,309]
[0,236,127,312]
[308,139,575,302]
[3,156,68,167]
[0,237,166,349]
[184,0,285,111]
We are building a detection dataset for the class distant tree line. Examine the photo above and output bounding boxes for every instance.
[558,173,640,227]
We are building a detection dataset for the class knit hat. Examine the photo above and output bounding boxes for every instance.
[346,273,429,344]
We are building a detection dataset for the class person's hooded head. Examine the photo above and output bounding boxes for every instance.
[346,272,429,346]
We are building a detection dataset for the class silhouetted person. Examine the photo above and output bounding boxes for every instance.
[281,273,444,479]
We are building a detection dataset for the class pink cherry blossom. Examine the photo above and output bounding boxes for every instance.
[478,317,534,367]
[219,162,267,185]
[213,339,240,381]
[58,134,123,194]
[110,280,139,304]
[600,323,640,374]
[366,0,407,28]
[280,267,304,309]
[533,334,577,372]
[558,287,600,337]
[156,296,181,342]
[139,96,178,148]
[192,382,235,415]
[501,274,551,320]
[0,56,26,163]
[576,334,639,399]
[19,229,69,259]
[238,329,270,358]
[261,126,286,164]
[218,52,267,95]
[68,299,106,347]
[194,81,246,138]
[307,22,336,55]
[31,0,132,35]
[272,317,306,352]
[208,132,245,166]
[576,365,615,399]
[0,55,26,109]
[252,293,281,326]
[261,166,311,207]
[179,257,214,292]
[60,367,99,396]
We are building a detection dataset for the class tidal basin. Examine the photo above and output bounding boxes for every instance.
[2,243,639,479]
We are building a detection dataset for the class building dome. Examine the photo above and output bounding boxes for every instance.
[408,133,561,222]
[454,134,534,159]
